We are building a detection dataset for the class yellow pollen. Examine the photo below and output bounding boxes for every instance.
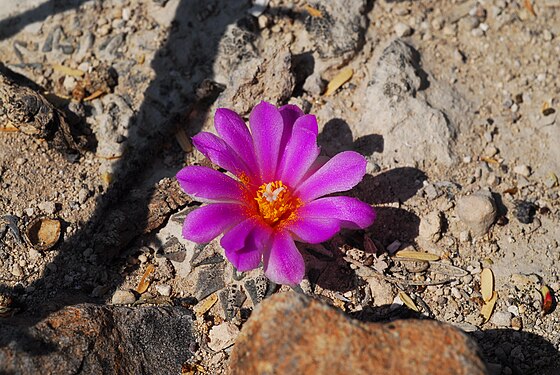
[254,181,301,227]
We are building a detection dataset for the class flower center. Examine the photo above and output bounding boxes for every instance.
[254,181,301,227]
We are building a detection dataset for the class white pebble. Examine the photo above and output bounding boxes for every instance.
[156,284,172,296]
[394,22,413,37]
[111,290,136,305]
[513,165,531,177]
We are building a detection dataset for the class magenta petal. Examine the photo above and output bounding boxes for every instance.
[191,132,249,176]
[298,196,376,229]
[278,104,305,153]
[285,216,340,244]
[183,204,245,243]
[249,101,284,181]
[296,151,367,201]
[263,231,305,285]
[221,218,272,272]
[278,115,321,185]
[279,104,304,130]
[214,108,259,178]
[176,166,244,203]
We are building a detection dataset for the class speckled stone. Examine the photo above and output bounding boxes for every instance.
[229,292,487,375]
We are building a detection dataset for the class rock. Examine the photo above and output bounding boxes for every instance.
[456,191,497,236]
[367,277,395,306]
[111,289,136,305]
[208,322,239,352]
[95,94,134,160]
[394,22,413,37]
[304,0,368,60]
[78,188,90,204]
[195,267,225,301]
[211,48,295,118]
[490,311,512,327]
[38,201,56,215]
[358,40,461,167]
[0,304,196,374]
[513,164,531,177]
[229,292,487,375]
[155,284,172,297]
[419,210,443,242]
[303,73,326,96]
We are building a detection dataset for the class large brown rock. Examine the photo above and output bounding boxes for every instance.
[0,304,196,374]
[229,292,488,375]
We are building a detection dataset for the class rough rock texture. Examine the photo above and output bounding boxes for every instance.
[211,48,295,118]
[304,0,368,60]
[456,191,497,237]
[0,304,196,374]
[358,40,459,167]
[229,292,488,375]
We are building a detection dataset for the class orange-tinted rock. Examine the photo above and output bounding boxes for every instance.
[229,292,488,375]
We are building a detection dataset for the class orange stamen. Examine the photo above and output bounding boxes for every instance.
[254,181,301,227]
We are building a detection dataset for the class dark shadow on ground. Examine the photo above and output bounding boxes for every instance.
[318,118,383,157]
[472,329,560,375]
[0,0,90,40]
[0,0,250,355]
[350,306,560,374]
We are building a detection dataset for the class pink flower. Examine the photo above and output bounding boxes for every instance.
[176,101,375,285]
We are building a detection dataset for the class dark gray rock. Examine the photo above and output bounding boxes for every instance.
[0,304,197,375]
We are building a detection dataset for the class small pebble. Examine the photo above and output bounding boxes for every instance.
[514,200,536,224]
[456,192,497,236]
[11,264,23,277]
[111,290,136,305]
[394,22,413,37]
[542,29,553,41]
[78,188,90,204]
[484,145,499,157]
[156,284,172,296]
[208,322,240,352]
[451,287,461,299]
[511,316,523,331]
[38,201,57,215]
[431,16,444,30]
[138,254,148,263]
[513,165,531,177]
[490,311,512,327]
[419,211,443,242]
[471,28,484,37]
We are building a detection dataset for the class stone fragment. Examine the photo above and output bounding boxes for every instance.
[78,188,90,204]
[211,48,295,118]
[490,311,512,327]
[155,284,172,297]
[367,277,395,306]
[394,22,413,37]
[38,201,56,215]
[456,191,497,236]
[358,40,462,167]
[303,73,325,96]
[111,289,136,305]
[0,304,196,374]
[229,292,487,375]
[195,267,225,301]
[419,210,443,242]
[304,1,367,59]
[208,322,239,352]
[513,164,531,177]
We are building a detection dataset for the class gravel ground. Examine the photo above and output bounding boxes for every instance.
[1,0,559,374]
